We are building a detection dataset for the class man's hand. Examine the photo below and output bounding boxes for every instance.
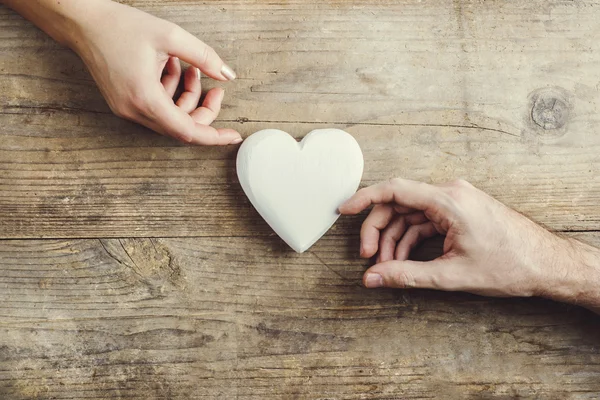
[340,178,600,313]
[3,0,242,145]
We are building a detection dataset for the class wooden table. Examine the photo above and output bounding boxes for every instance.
[1,1,600,398]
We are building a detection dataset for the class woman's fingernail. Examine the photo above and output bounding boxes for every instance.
[230,138,243,145]
[195,67,201,81]
[364,273,383,289]
[221,64,237,81]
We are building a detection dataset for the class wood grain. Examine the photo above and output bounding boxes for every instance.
[1,0,600,238]
[1,234,600,399]
[1,0,600,398]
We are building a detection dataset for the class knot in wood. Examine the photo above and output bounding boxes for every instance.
[531,90,569,130]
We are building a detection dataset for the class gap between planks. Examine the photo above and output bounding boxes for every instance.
[0,107,520,138]
[0,229,598,241]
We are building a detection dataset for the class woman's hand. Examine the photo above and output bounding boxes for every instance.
[340,178,600,312]
[3,0,242,145]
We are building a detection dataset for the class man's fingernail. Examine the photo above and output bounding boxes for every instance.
[221,64,237,81]
[195,67,201,81]
[360,244,366,257]
[231,138,243,145]
[364,273,383,289]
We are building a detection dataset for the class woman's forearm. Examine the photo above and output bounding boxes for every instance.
[1,0,106,48]
[2,0,242,144]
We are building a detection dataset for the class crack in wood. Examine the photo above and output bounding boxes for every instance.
[118,239,143,278]
[98,239,131,269]
[0,104,110,115]
[223,118,520,138]
[3,230,599,241]
[0,106,519,138]
[310,251,362,287]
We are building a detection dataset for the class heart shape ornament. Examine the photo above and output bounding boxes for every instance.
[237,129,364,253]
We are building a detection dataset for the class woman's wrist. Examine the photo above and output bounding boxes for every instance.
[2,0,105,49]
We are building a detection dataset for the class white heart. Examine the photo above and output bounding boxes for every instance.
[237,129,364,253]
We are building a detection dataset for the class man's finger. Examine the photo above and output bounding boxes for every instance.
[339,178,454,225]
[395,221,439,261]
[340,179,441,213]
[378,212,428,263]
[360,204,395,258]
[394,205,416,214]
[363,258,456,290]
[168,28,236,81]
[378,215,406,263]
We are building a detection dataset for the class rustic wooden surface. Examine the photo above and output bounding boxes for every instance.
[1,0,600,398]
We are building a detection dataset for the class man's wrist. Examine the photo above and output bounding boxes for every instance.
[540,237,600,312]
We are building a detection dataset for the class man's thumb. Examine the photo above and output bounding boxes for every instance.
[363,259,452,290]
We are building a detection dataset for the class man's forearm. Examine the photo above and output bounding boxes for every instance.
[544,238,600,313]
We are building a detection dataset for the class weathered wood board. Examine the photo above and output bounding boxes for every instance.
[1,0,600,237]
[1,234,600,399]
[1,0,600,398]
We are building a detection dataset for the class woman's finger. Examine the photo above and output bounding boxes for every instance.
[137,84,241,145]
[176,66,202,114]
[137,112,241,146]
[167,27,236,81]
[190,87,224,126]
[161,56,181,98]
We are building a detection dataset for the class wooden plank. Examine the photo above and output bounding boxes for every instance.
[0,116,599,238]
[1,0,600,238]
[3,0,600,127]
[2,1,600,398]
[1,233,599,399]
